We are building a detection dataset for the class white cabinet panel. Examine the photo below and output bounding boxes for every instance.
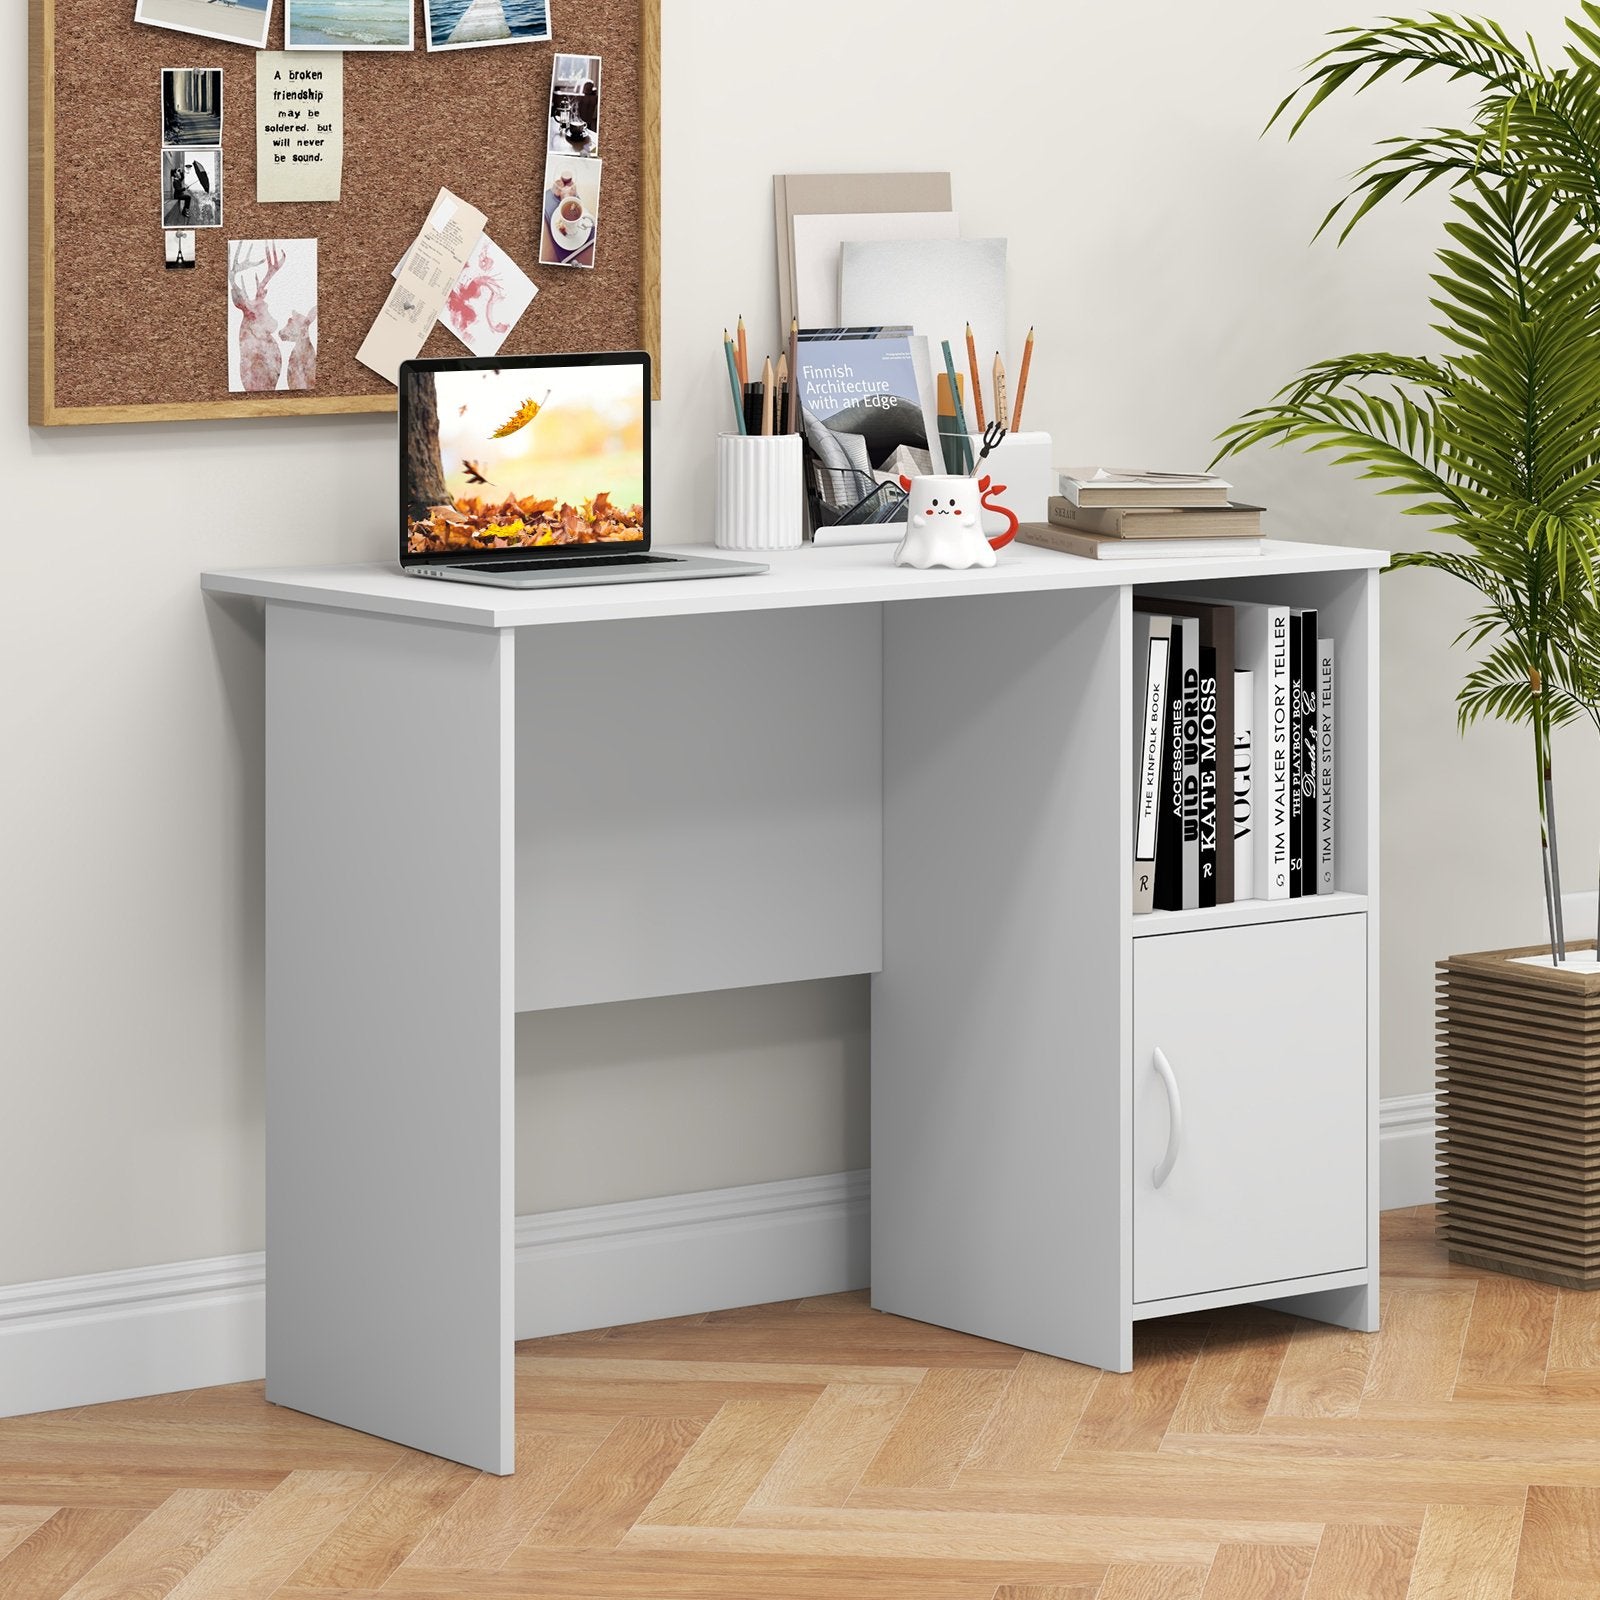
[1133,916,1367,1304]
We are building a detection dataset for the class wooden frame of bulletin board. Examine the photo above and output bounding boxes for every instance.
[28,0,661,425]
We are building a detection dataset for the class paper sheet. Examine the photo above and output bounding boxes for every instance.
[356,188,486,384]
[790,210,960,329]
[776,172,954,337]
[256,52,343,203]
[443,235,538,357]
[838,237,1008,395]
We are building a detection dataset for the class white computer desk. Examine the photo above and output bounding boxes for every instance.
[202,538,1386,1474]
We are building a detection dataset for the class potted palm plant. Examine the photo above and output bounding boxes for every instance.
[1216,10,1600,1287]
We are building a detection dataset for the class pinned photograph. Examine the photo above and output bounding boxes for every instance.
[227,239,318,392]
[287,0,414,50]
[162,68,222,146]
[165,229,198,269]
[539,154,601,270]
[424,0,552,51]
[444,236,539,358]
[547,54,601,155]
[162,148,222,229]
[136,0,272,50]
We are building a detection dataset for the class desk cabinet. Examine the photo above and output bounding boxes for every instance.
[1132,917,1368,1304]
[872,563,1380,1372]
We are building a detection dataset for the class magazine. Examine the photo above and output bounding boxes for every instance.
[794,327,946,543]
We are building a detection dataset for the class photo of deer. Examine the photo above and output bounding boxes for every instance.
[226,239,318,393]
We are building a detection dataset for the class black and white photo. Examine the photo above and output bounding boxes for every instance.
[164,229,197,269]
[547,53,601,155]
[162,147,222,229]
[162,68,222,147]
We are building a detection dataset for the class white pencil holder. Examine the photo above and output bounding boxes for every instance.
[714,433,804,551]
[967,430,1053,525]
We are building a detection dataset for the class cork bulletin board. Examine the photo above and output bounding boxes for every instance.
[27,0,661,425]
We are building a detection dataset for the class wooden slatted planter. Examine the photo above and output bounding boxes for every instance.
[1437,943,1600,1289]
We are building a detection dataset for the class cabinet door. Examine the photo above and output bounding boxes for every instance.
[1133,916,1368,1304]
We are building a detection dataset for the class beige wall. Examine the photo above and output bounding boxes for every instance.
[4,0,1594,1285]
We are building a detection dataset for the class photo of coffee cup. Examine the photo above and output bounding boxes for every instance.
[556,197,588,244]
[540,152,602,271]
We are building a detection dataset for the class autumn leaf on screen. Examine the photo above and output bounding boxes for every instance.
[491,389,552,439]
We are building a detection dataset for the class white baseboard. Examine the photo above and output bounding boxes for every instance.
[0,1169,870,1420]
[0,1105,1438,1423]
[0,1254,268,1419]
[513,1170,870,1340]
[1380,1092,1437,1210]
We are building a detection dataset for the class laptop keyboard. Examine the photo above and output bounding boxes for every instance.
[454,555,679,573]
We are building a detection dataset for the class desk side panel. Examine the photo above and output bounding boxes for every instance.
[514,607,882,1011]
[875,587,1130,1370]
[266,605,514,1473]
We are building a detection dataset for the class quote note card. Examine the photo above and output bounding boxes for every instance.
[256,53,344,204]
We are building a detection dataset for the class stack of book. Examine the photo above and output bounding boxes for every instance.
[1132,597,1336,914]
[1019,468,1264,561]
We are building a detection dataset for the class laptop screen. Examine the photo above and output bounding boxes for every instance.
[400,352,649,565]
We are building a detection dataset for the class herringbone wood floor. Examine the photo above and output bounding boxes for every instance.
[1,1208,1596,1598]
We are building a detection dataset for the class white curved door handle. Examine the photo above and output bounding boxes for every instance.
[1151,1047,1183,1189]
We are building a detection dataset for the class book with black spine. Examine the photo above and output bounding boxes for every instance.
[1179,618,1201,909]
[1317,635,1337,893]
[1287,612,1304,897]
[1132,613,1173,914]
[1299,608,1320,897]
[1197,644,1220,908]
[1229,601,1292,899]
[1233,668,1255,900]
[1153,617,1187,912]
[1135,598,1236,903]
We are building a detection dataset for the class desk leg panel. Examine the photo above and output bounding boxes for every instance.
[875,588,1131,1371]
[266,605,514,1474]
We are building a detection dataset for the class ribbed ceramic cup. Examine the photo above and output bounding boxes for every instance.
[714,433,803,551]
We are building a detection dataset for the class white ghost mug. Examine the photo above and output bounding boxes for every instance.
[892,473,1020,569]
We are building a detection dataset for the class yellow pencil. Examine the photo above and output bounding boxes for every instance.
[992,352,1008,437]
[1011,325,1034,431]
[760,356,775,435]
[736,315,750,387]
[966,322,987,431]
[788,318,801,434]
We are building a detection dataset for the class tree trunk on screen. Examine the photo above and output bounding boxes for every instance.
[405,375,450,517]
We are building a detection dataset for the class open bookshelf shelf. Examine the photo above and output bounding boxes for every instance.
[1131,891,1369,938]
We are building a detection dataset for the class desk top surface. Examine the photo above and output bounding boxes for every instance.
[201,539,1388,630]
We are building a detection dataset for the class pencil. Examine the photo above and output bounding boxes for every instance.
[788,318,801,433]
[776,351,790,434]
[940,339,969,438]
[736,315,749,387]
[992,352,1008,438]
[723,331,747,434]
[966,322,987,431]
[760,356,776,436]
[1011,325,1034,431]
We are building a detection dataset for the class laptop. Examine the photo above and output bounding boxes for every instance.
[399,350,767,589]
